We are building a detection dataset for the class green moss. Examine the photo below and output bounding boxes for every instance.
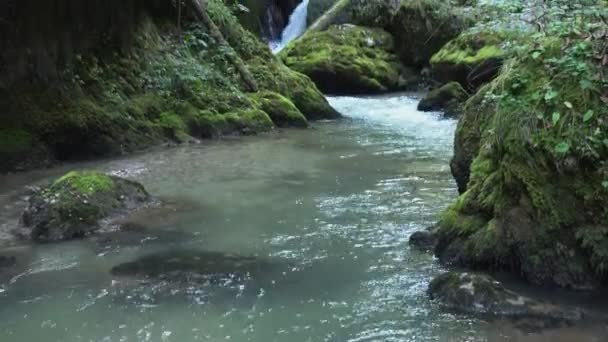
[418,81,469,115]
[0,129,33,154]
[52,171,114,195]
[431,41,504,66]
[252,91,309,128]
[156,111,189,142]
[281,24,404,94]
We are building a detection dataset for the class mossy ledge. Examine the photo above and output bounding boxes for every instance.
[21,171,151,242]
[0,0,339,173]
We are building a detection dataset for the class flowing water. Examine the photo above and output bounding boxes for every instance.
[270,0,309,53]
[0,94,606,342]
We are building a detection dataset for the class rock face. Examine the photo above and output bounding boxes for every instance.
[308,0,339,25]
[418,82,469,118]
[430,31,504,89]
[429,272,585,323]
[281,24,410,94]
[21,171,151,242]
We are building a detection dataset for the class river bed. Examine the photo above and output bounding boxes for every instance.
[0,94,606,341]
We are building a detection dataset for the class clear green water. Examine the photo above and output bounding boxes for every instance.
[0,95,606,341]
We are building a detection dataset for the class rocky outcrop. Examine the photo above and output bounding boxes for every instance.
[429,272,585,324]
[0,0,339,173]
[21,171,151,242]
[281,24,414,94]
[434,4,608,288]
[418,82,469,118]
[409,229,438,251]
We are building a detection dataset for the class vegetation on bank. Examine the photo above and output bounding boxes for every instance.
[0,0,339,173]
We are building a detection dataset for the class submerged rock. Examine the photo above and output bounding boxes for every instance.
[429,272,585,324]
[409,229,438,251]
[281,24,412,95]
[418,82,469,118]
[21,171,151,242]
[111,250,285,284]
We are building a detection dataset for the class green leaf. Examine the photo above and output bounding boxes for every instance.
[552,112,561,125]
[532,51,542,59]
[555,142,571,154]
[564,101,573,109]
[603,181,608,189]
[545,89,559,102]
[583,110,594,122]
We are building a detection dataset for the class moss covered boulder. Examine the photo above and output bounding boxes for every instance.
[431,31,505,89]
[21,171,151,242]
[429,272,585,323]
[435,17,608,288]
[418,82,469,118]
[252,91,309,128]
[281,24,409,95]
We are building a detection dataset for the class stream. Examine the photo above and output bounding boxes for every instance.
[0,94,606,341]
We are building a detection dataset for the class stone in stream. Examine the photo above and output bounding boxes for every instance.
[417,82,469,118]
[20,171,152,242]
[428,272,588,329]
[111,250,287,284]
[409,229,438,251]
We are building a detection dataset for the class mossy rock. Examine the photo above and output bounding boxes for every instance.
[281,24,406,95]
[435,28,608,288]
[431,31,505,89]
[429,272,584,323]
[418,81,469,118]
[21,171,151,242]
[389,0,466,68]
[252,91,309,128]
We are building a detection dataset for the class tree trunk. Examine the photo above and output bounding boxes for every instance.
[188,0,259,92]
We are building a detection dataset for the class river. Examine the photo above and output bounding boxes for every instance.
[0,94,605,341]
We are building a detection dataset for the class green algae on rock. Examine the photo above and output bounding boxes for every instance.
[21,171,151,242]
[418,81,469,118]
[252,91,309,128]
[281,24,408,95]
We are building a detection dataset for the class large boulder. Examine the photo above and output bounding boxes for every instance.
[418,81,469,118]
[21,171,151,242]
[281,24,412,94]
[434,12,608,288]
[429,272,585,324]
[389,0,466,68]
[431,31,505,89]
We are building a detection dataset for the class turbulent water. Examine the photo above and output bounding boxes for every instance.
[270,0,309,53]
[0,94,606,341]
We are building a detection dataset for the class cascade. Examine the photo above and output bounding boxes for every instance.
[270,0,309,53]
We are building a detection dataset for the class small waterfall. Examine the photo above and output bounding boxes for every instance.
[270,0,309,54]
